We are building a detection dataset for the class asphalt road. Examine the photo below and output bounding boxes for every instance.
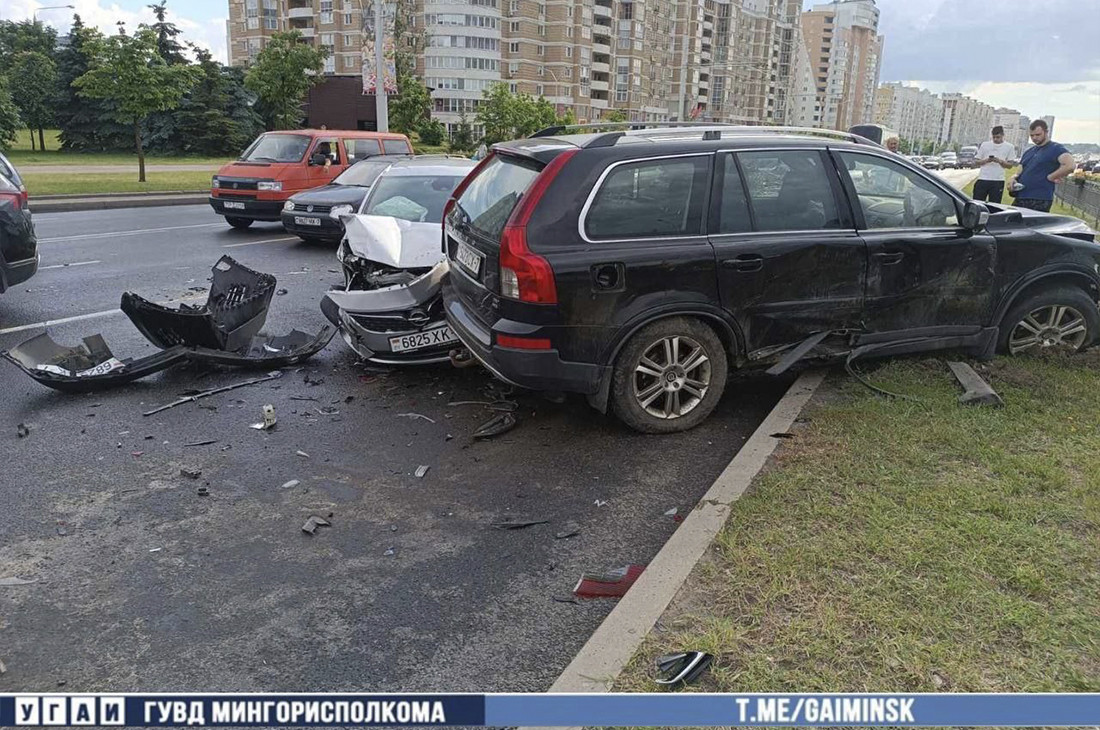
[0,204,789,692]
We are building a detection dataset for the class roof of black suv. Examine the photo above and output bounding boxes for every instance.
[495,124,884,164]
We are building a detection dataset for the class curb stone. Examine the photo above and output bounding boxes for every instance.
[520,369,827,730]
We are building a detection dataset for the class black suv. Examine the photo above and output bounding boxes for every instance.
[441,125,1100,433]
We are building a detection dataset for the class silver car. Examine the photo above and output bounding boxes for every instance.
[320,157,475,365]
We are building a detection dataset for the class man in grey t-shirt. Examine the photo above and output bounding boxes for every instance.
[972,126,1016,203]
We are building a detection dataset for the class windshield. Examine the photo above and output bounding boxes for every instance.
[333,159,395,187]
[239,134,311,163]
[363,174,467,223]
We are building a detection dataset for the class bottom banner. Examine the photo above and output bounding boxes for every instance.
[1,692,1098,727]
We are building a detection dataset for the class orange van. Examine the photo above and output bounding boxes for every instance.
[208,129,414,229]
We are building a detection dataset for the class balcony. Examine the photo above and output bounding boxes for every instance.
[296,26,316,37]
[593,5,611,17]
[593,40,611,54]
[287,7,314,18]
[590,97,608,108]
[592,61,610,74]
[590,79,609,91]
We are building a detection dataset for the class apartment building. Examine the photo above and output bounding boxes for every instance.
[800,0,883,131]
[227,0,814,129]
[873,82,943,146]
[939,92,995,147]
[991,107,1029,154]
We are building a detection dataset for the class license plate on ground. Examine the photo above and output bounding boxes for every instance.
[294,216,321,226]
[223,201,245,210]
[455,242,482,277]
[389,325,458,353]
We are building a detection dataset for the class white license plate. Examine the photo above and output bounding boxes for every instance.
[223,201,246,210]
[389,325,458,353]
[455,242,483,276]
[294,216,321,226]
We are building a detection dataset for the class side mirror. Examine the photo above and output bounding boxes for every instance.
[309,153,327,166]
[961,200,989,230]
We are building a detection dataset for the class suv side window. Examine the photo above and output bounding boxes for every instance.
[383,139,412,155]
[713,153,752,234]
[836,151,959,229]
[738,150,841,231]
[585,156,710,239]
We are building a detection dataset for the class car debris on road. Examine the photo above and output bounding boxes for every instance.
[3,256,334,392]
[251,404,277,431]
[655,651,713,687]
[573,564,646,599]
[301,515,331,535]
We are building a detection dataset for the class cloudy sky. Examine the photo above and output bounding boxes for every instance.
[5,0,1099,142]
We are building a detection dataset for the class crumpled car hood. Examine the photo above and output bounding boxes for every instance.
[342,215,444,269]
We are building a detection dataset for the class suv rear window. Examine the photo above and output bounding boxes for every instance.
[455,154,541,240]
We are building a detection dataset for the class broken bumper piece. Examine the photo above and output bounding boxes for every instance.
[187,327,335,368]
[121,255,275,351]
[3,332,188,392]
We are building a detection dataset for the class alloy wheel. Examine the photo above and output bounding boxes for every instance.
[632,335,712,419]
[1008,304,1089,354]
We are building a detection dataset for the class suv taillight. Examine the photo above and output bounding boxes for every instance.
[499,149,577,304]
[0,188,25,210]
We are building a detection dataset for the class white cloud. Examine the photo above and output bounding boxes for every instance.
[11,0,227,63]
[907,80,1100,144]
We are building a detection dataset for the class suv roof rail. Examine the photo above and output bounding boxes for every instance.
[530,122,878,149]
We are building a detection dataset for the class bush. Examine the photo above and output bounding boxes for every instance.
[417,119,445,147]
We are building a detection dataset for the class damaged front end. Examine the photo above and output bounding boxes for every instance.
[324,215,458,365]
[3,255,334,392]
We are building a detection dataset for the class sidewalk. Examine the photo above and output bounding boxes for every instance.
[583,355,1100,694]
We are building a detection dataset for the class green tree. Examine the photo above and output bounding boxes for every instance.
[475,83,518,144]
[55,16,126,151]
[602,109,628,123]
[74,28,198,180]
[417,118,445,146]
[10,51,57,152]
[0,20,57,74]
[0,76,21,150]
[144,1,187,65]
[389,75,431,135]
[448,112,474,153]
[244,31,327,130]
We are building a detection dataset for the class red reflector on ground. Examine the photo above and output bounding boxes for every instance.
[496,334,551,350]
[573,564,646,599]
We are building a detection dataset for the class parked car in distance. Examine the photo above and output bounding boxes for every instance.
[958,145,979,168]
[441,124,1100,433]
[320,157,476,364]
[0,151,38,293]
[209,130,413,230]
[280,154,411,244]
[922,156,942,170]
[940,151,959,169]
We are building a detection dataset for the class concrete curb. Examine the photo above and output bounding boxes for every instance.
[30,192,208,214]
[521,370,827,728]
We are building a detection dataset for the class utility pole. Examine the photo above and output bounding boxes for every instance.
[374,0,389,132]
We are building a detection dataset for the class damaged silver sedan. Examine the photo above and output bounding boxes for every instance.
[320,158,475,365]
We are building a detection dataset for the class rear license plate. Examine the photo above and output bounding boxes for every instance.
[223,201,246,210]
[294,216,321,226]
[455,241,482,276]
[389,325,458,353]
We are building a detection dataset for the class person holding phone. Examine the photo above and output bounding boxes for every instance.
[972,125,1016,203]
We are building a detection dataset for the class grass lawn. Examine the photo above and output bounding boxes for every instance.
[961,167,1097,224]
[5,129,231,167]
[24,171,214,196]
[617,353,1099,693]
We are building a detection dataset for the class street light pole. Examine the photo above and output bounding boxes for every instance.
[374,0,389,132]
[32,4,74,22]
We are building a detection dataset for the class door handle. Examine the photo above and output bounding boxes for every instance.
[874,251,904,265]
[723,255,764,272]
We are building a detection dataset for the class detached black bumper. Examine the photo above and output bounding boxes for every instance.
[281,211,344,241]
[208,196,284,221]
[442,281,605,394]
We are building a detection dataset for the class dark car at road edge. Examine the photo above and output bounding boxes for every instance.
[0,152,38,294]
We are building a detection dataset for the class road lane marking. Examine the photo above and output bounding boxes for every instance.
[39,222,224,243]
[223,236,298,248]
[39,260,102,270]
[0,293,207,336]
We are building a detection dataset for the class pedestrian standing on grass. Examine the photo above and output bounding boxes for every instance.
[1010,119,1075,212]
[973,125,1016,204]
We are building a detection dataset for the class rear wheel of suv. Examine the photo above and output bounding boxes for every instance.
[610,317,728,434]
[225,216,253,230]
[998,286,1099,355]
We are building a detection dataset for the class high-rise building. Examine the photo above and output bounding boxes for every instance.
[991,107,1029,153]
[873,82,943,148]
[939,92,995,147]
[1041,114,1055,137]
[799,0,883,131]
[227,0,812,130]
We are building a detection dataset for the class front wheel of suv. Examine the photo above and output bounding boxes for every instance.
[610,317,729,434]
[998,286,1100,355]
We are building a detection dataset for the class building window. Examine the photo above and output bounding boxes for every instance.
[510,20,519,31]
[509,61,518,73]
[565,45,572,57]
[263,16,276,28]
[566,25,572,37]
[536,83,544,96]
[320,11,334,23]
[538,22,545,35]
[509,82,517,93]
[510,41,520,52]
[343,12,352,23]
[343,32,355,45]
[510,0,518,11]
[344,54,356,68]
[247,17,259,28]
[324,56,336,73]
[537,66,544,76]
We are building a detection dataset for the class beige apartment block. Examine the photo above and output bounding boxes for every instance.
[874,82,944,146]
[940,92,995,147]
[800,0,882,131]
[227,0,818,130]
